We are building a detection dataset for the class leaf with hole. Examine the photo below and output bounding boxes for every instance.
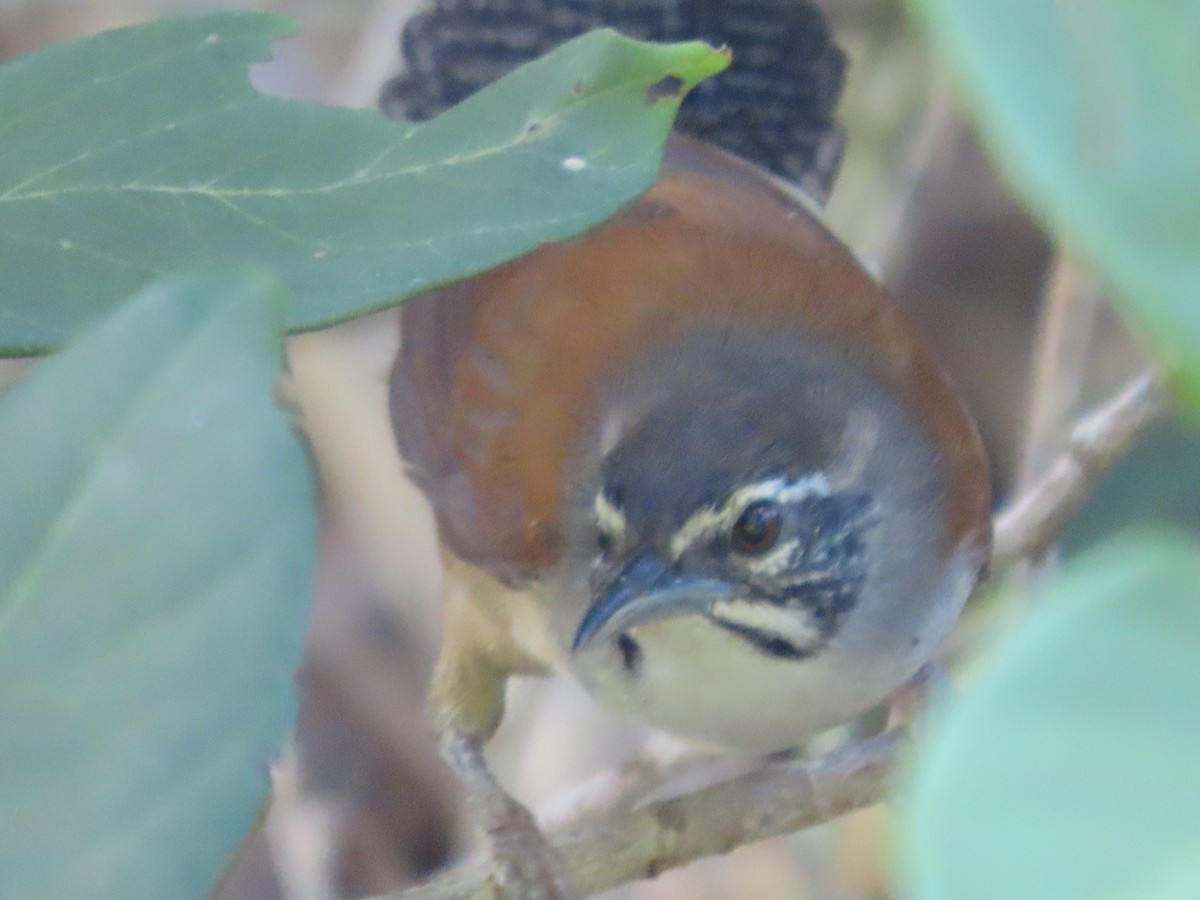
[0,12,729,354]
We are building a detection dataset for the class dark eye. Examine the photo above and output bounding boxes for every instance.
[731,500,782,555]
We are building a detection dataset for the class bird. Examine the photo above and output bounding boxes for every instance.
[386,1,992,896]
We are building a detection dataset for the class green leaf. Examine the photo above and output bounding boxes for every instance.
[908,0,1200,406]
[0,271,315,899]
[897,530,1200,900]
[1063,420,1200,552]
[0,12,729,354]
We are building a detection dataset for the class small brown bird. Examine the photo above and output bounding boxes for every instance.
[387,2,991,895]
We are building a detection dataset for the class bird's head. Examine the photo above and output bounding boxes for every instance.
[551,328,980,751]
[567,396,880,672]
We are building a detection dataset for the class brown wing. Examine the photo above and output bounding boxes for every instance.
[389,135,991,583]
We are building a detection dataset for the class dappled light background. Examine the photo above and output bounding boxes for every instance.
[0,1,1159,898]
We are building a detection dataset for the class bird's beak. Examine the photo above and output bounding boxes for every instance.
[572,550,736,652]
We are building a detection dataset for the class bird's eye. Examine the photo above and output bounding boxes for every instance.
[731,500,782,555]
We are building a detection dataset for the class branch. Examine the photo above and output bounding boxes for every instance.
[390,730,901,900]
[875,82,961,283]
[1016,254,1102,491]
[992,368,1167,568]
[1005,252,1104,597]
[380,369,1168,900]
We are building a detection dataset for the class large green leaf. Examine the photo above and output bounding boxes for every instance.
[898,530,1200,900]
[908,0,1200,406]
[0,271,315,899]
[0,12,728,355]
[1063,420,1200,552]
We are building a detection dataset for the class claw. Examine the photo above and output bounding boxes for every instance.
[886,661,950,732]
[441,731,574,899]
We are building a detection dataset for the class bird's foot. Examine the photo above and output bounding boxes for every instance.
[441,731,573,899]
[887,661,949,732]
[476,785,573,899]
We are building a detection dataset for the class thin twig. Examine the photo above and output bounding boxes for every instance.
[1016,254,1102,492]
[1008,252,1104,595]
[992,368,1167,568]
[388,730,901,900]
[876,81,962,283]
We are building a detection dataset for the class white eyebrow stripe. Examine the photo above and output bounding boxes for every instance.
[668,473,830,560]
[710,598,823,646]
[593,491,627,537]
[667,503,728,561]
[739,538,801,577]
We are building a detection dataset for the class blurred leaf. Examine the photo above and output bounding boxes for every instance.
[0,12,728,354]
[909,0,1200,406]
[0,271,315,899]
[898,530,1200,900]
[1063,419,1200,551]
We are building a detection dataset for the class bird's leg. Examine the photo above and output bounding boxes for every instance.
[439,729,573,899]
[427,567,573,899]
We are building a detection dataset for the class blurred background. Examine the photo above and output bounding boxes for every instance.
[0,1,1172,897]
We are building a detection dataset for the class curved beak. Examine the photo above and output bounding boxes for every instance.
[571,550,736,652]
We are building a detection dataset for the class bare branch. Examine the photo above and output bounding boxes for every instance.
[993,368,1167,568]
[876,83,962,283]
[1016,254,1102,491]
[384,730,901,900]
[1007,252,1104,597]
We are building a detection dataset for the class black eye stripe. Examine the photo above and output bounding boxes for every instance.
[712,620,812,660]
